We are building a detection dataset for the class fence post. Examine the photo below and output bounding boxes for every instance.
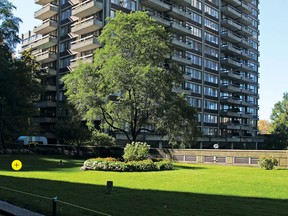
[52,196,57,216]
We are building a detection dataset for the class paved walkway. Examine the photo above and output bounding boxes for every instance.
[0,201,44,216]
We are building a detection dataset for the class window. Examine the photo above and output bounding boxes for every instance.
[204,72,218,84]
[205,45,219,57]
[184,82,202,94]
[61,8,71,21]
[110,9,116,18]
[187,52,202,66]
[203,127,218,135]
[60,25,70,36]
[204,5,219,18]
[186,97,202,108]
[190,25,202,38]
[204,100,218,110]
[59,56,71,68]
[191,12,202,24]
[60,40,70,52]
[186,37,202,52]
[205,18,219,31]
[204,32,219,44]
[204,114,218,123]
[191,0,202,10]
[186,67,202,80]
[204,59,219,71]
[204,86,218,97]
[206,0,219,6]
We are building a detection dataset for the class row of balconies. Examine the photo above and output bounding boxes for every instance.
[220,83,257,96]
[220,96,256,107]
[220,109,257,119]
[72,0,103,18]
[31,34,57,50]
[220,57,254,72]
[221,19,253,37]
[220,69,254,84]
[221,5,252,26]
[221,31,253,49]
[222,0,253,14]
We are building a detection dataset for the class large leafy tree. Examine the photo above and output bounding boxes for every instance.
[0,0,22,50]
[63,11,200,147]
[0,0,42,148]
[270,92,288,149]
[258,119,271,135]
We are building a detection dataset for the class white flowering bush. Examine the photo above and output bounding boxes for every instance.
[123,142,150,161]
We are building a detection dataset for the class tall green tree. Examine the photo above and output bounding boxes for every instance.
[63,11,200,148]
[270,92,288,149]
[0,0,22,50]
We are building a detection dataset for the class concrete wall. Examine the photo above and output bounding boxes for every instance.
[153,149,288,168]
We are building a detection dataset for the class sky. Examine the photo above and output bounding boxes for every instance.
[10,0,288,121]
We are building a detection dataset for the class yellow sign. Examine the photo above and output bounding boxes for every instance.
[11,160,22,171]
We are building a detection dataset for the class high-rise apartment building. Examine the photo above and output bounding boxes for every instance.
[22,0,261,148]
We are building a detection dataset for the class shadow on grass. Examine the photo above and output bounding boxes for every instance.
[173,164,207,170]
[0,175,287,216]
[0,154,84,172]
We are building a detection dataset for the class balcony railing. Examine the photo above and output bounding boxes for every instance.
[72,0,103,18]
[34,3,58,20]
[71,16,103,35]
[141,0,170,12]
[70,54,94,69]
[35,0,54,6]
[221,18,242,31]
[71,35,101,52]
[35,51,57,63]
[33,19,57,35]
[167,6,191,20]
[221,5,241,19]
[31,35,57,49]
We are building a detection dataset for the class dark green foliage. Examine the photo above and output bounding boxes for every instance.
[83,157,173,172]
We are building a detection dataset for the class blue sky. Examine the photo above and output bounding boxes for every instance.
[10,0,287,121]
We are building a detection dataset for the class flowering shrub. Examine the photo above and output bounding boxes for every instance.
[82,158,173,172]
[123,142,150,161]
[258,156,279,170]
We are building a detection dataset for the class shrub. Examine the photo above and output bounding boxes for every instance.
[82,157,173,172]
[123,142,150,161]
[258,156,279,170]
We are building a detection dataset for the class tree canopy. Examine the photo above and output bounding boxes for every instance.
[270,92,288,149]
[0,1,42,148]
[0,0,22,50]
[63,11,200,148]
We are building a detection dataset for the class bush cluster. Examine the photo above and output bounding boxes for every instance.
[258,156,279,170]
[123,142,150,161]
[82,158,173,172]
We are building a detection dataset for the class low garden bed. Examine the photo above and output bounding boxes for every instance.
[82,157,173,172]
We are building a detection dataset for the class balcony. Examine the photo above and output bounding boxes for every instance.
[220,96,242,106]
[35,0,54,5]
[238,26,253,37]
[239,38,253,49]
[34,3,58,20]
[33,19,57,35]
[221,57,241,68]
[71,17,102,35]
[221,43,242,55]
[171,39,194,51]
[70,54,94,69]
[240,63,254,72]
[141,0,170,12]
[72,0,103,18]
[167,6,191,20]
[220,83,241,93]
[221,5,241,19]
[220,110,241,118]
[150,14,171,27]
[71,35,101,52]
[221,19,241,31]
[238,14,252,26]
[35,51,57,63]
[171,55,191,65]
[33,117,56,123]
[220,123,241,130]
[169,22,191,35]
[41,66,56,76]
[31,35,57,49]
[237,2,252,14]
[36,101,56,108]
[239,51,253,60]
[44,84,57,92]
[221,31,242,43]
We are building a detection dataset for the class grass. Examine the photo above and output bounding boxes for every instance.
[0,154,287,216]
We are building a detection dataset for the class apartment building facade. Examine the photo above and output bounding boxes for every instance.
[22,0,261,148]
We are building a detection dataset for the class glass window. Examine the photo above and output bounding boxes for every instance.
[205,18,219,32]
[204,59,219,71]
[204,100,218,110]
[186,67,202,80]
[204,114,218,123]
[204,86,218,97]
[205,45,219,57]
[191,0,202,10]
[204,5,219,19]
[204,72,218,84]
[61,8,71,21]
[204,32,219,44]
[187,52,202,66]
[60,25,70,36]
[186,97,202,108]
[184,82,202,94]
[60,56,71,68]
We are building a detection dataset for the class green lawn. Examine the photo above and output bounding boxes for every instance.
[0,155,287,216]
